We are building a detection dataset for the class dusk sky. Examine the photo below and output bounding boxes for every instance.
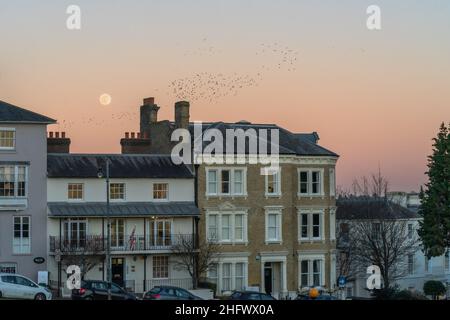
[1,0,449,192]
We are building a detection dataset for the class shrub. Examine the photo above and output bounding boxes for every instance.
[423,280,446,299]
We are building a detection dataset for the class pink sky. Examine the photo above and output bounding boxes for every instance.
[1,1,449,191]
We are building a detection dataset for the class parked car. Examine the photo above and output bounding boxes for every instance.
[228,291,276,300]
[0,273,52,300]
[71,280,137,300]
[143,286,203,300]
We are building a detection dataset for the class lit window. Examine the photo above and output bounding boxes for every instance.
[153,183,168,200]
[110,183,125,200]
[68,183,83,200]
[0,128,15,149]
[0,165,27,198]
[266,169,280,196]
[153,256,169,278]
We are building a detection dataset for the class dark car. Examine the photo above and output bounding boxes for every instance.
[228,291,276,300]
[71,280,137,300]
[143,286,203,300]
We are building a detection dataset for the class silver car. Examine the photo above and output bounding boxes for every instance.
[0,273,52,300]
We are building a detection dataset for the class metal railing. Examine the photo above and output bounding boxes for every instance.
[49,234,194,253]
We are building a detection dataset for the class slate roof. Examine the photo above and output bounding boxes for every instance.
[336,197,420,220]
[48,201,199,217]
[0,100,56,124]
[47,154,193,178]
[184,122,338,157]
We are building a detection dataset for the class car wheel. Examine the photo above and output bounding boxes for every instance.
[35,293,47,300]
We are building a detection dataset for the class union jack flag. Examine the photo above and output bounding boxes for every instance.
[129,226,136,251]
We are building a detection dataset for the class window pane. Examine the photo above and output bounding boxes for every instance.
[110,183,125,200]
[234,170,243,194]
[313,260,321,286]
[208,215,218,240]
[301,214,308,238]
[222,263,232,291]
[153,183,168,200]
[301,260,309,286]
[312,214,320,238]
[0,130,15,148]
[68,183,83,200]
[299,171,308,194]
[235,215,244,240]
[312,171,320,194]
[208,170,217,194]
[152,256,169,278]
[221,215,230,240]
[221,170,230,194]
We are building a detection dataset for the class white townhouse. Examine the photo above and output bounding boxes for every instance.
[45,151,199,296]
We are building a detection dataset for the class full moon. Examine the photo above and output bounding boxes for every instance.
[99,94,112,106]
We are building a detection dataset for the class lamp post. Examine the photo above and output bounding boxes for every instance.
[98,158,111,300]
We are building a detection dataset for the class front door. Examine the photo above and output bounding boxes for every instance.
[111,258,125,288]
[264,263,272,295]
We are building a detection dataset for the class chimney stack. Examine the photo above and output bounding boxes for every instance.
[47,131,71,153]
[140,97,160,133]
[175,101,190,129]
[120,131,151,154]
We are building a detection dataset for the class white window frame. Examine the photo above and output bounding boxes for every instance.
[297,168,324,197]
[298,254,325,288]
[67,183,84,201]
[0,262,17,274]
[206,211,248,244]
[265,167,281,197]
[0,128,16,150]
[152,255,169,279]
[212,257,248,295]
[12,216,31,255]
[109,182,126,201]
[264,207,283,244]
[152,182,169,201]
[205,167,247,197]
[0,165,28,199]
[298,208,325,242]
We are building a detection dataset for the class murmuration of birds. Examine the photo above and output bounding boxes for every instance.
[168,41,299,103]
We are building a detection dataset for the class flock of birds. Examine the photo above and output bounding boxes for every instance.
[168,41,299,103]
[56,40,300,130]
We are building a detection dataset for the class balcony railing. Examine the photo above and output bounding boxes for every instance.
[49,234,194,253]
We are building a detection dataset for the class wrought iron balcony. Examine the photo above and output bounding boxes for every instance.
[49,234,194,253]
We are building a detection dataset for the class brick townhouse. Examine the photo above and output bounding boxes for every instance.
[121,97,339,298]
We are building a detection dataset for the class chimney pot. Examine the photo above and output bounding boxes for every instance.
[131,132,135,139]
[175,101,190,129]
[61,132,66,138]
[55,132,60,138]
[137,132,141,138]
[143,97,155,105]
[49,132,54,138]
[125,132,130,139]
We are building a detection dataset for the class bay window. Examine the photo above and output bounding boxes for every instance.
[0,165,28,198]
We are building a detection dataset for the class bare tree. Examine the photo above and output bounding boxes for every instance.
[60,236,105,280]
[337,172,420,292]
[171,235,221,289]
